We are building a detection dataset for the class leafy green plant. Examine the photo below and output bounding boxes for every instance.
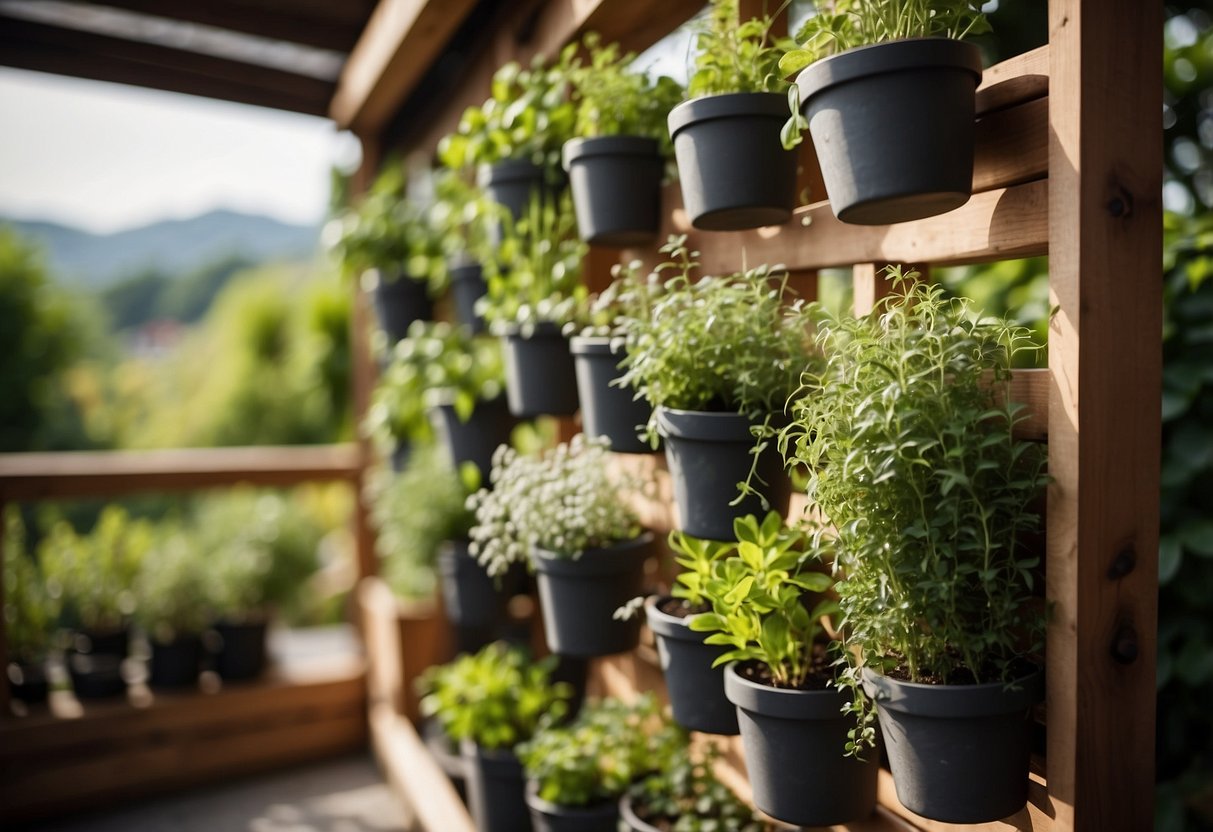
[518,694,686,807]
[366,320,506,446]
[479,192,588,331]
[627,742,770,832]
[418,642,572,751]
[424,170,502,278]
[468,435,641,578]
[438,47,578,177]
[3,508,60,662]
[779,0,990,148]
[687,0,792,98]
[617,236,817,444]
[369,444,476,601]
[780,271,1046,747]
[666,525,744,613]
[40,505,151,632]
[687,512,835,688]
[134,530,213,642]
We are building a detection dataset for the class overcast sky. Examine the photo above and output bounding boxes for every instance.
[0,68,360,234]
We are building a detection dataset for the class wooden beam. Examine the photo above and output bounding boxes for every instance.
[330,0,478,133]
[371,705,475,832]
[1046,1,1162,829]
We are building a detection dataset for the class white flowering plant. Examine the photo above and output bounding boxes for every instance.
[468,435,643,577]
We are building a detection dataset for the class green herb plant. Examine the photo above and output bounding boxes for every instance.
[4,508,60,663]
[688,0,793,98]
[781,270,1047,750]
[627,742,771,832]
[468,435,642,578]
[687,512,836,688]
[134,530,213,643]
[418,642,572,751]
[426,170,502,277]
[779,0,990,148]
[517,693,686,808]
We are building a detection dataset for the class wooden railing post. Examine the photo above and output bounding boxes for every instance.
[1046,1,1162,829]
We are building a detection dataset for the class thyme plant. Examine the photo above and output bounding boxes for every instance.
[688,0,792,97]
[468,435,642,577]
[627,743,771,832]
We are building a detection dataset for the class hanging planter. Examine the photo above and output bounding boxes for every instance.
[373,273,433,344]
[570,336,653,454]
[531,534,651,658]
[66,624,129,699]
[478,159,548,223]
[437,539,502,633]
[793,38,982,225]
[667,93,797,231]
[7,660,48,705]
[500,323,580,418]
[148,634,203,689]
[725,663,879,826]
[526,781,619,832]
[657,408,790,542]
[461,742,533,832]
[210,618,268,682]
[862,666,1043,823]
[644,596,737,735]
[448,259,488,333]
[562,137,663,248]
[429,394,516,485]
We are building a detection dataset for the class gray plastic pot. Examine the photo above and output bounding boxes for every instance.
[526,781,620,832]
[656,408,791,542]
[8,660,49,705]
[211,618,268,681]
[478,159,547,222]
[795,37,983,225]
[462,742,532,832]
[531,534,652,658]
[148,634,203,689]
[724,663,879,827]
[373,274,433,343]
[449,260,488,333]
[569,336,653,454]
[501,324,580,418]
[562,136,662,247]
[645,596,738,735]
[429,395,516,485]
[862,665,1043,823]
[618,795,661,832]
[668,92,797,231]
[437,539,500,633]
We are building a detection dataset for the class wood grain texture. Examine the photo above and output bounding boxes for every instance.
[976,45,1049,115]
[1045,1,1162,829]
[371,704,475,832]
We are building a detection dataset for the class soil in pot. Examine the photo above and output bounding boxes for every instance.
[531,534,652,658]
[210,618,268,682]
[657,408,791,542]
[645,596,738,735]
[449,260,488,333]
[7,660,49,705]
[724,661,879,827]
[429,395,517,486]
[501,324,580,418]
[795,37,983,225]
[562,136,662,247]
[526,781,619,832]
[373,275,433,344]
[862,663,1043,823]
[570,336,654,455]
[148,634,203,689]
[668,93,797,231]
[461,742,533,832]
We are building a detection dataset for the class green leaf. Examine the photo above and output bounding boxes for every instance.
[1180,520,1213,557]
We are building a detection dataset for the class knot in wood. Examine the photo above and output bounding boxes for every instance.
[1107,546,1136,579]
[1106,187,1133,219]
[1112,625,1139,664]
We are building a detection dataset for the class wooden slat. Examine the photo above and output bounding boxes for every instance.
[875,769,1053,832]
[974,96,1048,194]
[0,444,360,501]
[976,45,1049,115]
[1045,1,1162,829]
[371,704,475,832]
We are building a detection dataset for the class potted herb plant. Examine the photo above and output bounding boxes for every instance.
[419,642,572,832]
[689,512,879,827]
[518,694,684,832]
[562,34,683,247]
[620,742,771,832]
[667,0,797,230]
[481,194,588,418]
[779,0,989,224]
[780,272,1048,823]
[617,238,810,541]
[4,509,58,705]
[469,436,649,657]
[134,531,212,689]
[427,171,499,332]
[40,506,150,699]
[566,258,665,454]
[367,320,513,482]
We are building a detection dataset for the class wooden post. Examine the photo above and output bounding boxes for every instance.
[0,496,9,717]
[1046,1,1162,829]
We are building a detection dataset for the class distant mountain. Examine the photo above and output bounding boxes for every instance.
[0,209,322,287]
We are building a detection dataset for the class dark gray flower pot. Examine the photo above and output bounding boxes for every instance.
[725,663,879,827]
[862,665,1043,823]
[373,274,433,344]
[8,660,49,705]
[531,534,652,658]
[618,795,660,832]
[501,324,580,418]
[70,625,130,659]
[562,136,662,247]
[438,539,500,632]
[526,781,619,832]
[67,653,127,699]
[429,395,516,485]
[211,618,268,681]
[569,336,654,454]
[449,260,488,333]
[462,743,533,832]
[656,408,791,542]
[478,159,547,222]
[148,634,203,689]
[667,92,797,231]
[795,37,983,225]
[645,596,738,735]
